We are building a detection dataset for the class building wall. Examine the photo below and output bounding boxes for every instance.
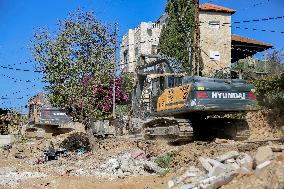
[120,12,232,75]
[120,22,161,73]
[199,11,232,75]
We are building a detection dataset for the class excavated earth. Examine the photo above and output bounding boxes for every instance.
[0,110,283,189]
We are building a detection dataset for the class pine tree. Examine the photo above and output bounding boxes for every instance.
[159,0,195,73]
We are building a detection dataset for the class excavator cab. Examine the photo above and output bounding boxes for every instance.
[150,75,184,112]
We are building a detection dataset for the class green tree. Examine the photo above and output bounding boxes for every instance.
[159,0,195,73]
[32,10,128,122]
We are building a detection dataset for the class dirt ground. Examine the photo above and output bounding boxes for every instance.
[0,110,283,189]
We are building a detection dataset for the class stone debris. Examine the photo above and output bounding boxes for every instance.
[168,145,283,189]
[255,160,271,175]
[269,144,284,152]
[0,167,47,188]
[215,151,239,162]
[255,146,274,164]
[91,151,164,179]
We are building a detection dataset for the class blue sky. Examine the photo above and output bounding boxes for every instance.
[0,0,283,112]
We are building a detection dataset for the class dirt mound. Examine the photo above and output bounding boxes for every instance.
[60,132,90,151]
[169,142,239,169]
[246,109,283,140]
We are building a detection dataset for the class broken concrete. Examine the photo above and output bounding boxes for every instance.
[0,167,47,188]
[255,160,271,175]
[215,151,239,162]
[0,135,14,146]
[236,153,253,171]
[200,171,237,189]
[143,161,164,174]
[208,164,229,177]
[270,145,284,152]
[255,146,274,164]
[168,150,276,189]
[199,157,213,172]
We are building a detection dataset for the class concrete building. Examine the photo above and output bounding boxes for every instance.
[120,3,272,75]
[120,22,162,73]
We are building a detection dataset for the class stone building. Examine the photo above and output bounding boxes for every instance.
[199,3,235,75]
[120,3,272,75]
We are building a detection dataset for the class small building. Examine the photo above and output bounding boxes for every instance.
[120,3,272,75]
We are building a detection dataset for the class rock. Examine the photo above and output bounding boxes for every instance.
[270,145,284,152]
[131,149,146,160]
[255,146,274,164]
[108,158,120,170]
[224,159,240,170]
[237,167,251,174]
[2,144,12,150]
[208,164,228,177]
[167,180,175,188]
[214,138,229,144]
[199,157,213,172]
[199,176,217,186]
[179,183,195,189]
[14,153,26,159]
[200,171,237,189]
[255,160,271,175]
[216,151,239,162]
[143,161,164,174]
[236,153,253,171]
[176,166,205,184]
[117,169,124,179]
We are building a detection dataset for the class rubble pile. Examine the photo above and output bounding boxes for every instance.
[168,144,284,189]
[0,167,47,188]
[91,150,164,179]
[59,132,91,151]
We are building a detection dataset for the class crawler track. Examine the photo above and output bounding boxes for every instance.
[142,117,194,142]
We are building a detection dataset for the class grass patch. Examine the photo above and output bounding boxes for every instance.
[155,151,175,169]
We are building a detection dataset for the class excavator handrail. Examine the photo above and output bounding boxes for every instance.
[136,54,185,75]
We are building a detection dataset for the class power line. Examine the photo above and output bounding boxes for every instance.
[0,74,43,83]
[233,15,284,24]
[0,84,38,98]
[0,65,42,73]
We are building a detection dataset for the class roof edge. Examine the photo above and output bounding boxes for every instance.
[232,34,273,48]
[199,3,236,14]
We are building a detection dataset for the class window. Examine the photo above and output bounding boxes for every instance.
[147,29,153,36]
[152,79,159,96]
[123,50,128,63]
[168,76,182,88]
[210,51,220,61]
[151,45,158,54]
[135,47,139,58]
[209,21,220,29]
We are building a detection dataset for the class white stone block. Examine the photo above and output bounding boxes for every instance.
[199,157,213,172]
[0,135,14,146]
[208,164,228,177]
[255,160,271,175]
[255,146,274,165]
[216,151,239,162]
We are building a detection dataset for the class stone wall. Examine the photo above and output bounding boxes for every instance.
[199,11,232,75]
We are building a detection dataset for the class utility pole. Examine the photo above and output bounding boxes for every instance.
[194,0,200,76]
[112,22,118,118]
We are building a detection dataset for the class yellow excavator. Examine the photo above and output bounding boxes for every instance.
[131,55,258,142]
